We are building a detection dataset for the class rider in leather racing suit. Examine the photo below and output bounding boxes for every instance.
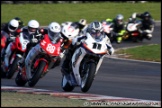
[129,11,155,40]
[24,22,62,80]
[3,19,43,71]
[106,14,126,44]
[1,18,22,58]
[61,21,115,75]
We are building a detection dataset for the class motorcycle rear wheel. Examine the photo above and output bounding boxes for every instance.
[81,62,96,92]
[28,61,46,87]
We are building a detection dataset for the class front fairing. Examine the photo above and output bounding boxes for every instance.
[81,33,108,55]
[40,34,62,57]
[14,33,29,52]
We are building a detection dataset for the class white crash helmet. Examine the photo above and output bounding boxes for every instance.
[8,19,19,32]
[79,19,87,26]
[28,20,39,35]
[48,22,61,41]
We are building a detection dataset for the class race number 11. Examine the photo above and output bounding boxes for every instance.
[92,43,101,50]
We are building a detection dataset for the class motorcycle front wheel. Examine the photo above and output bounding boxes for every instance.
[6,56,21,79]
[81,62,96,92]
[28,61,46,87]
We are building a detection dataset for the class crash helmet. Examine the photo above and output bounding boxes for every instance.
[48,22,61,41]
[89,21,104,41]
[115,14,124,26]
[143,11,151,21]
[28,20,39,35]
[79,19,87,26]
[8,19,19,32]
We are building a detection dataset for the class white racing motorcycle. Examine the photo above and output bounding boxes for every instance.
[61,33,109,92]
[60,21,80,58]
[123,20,143,42]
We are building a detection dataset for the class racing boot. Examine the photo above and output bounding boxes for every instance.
[117,36,122,44]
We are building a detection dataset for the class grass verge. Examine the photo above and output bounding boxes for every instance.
[1,91,86,107]
[115,44,161,62]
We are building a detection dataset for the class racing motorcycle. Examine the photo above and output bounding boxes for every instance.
[61,33,109,92]
[60,21,80,58]
[123,20,143,42]
[15,34,63,87]
[1,32,29,79]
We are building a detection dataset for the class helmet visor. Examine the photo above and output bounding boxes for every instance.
[91,29,102,40]
[91,29,101,36]
[48,30,60,40]
[117,19,123,25]
[28,27,37,33]
[144,16,149,20]
[9,25,17,31]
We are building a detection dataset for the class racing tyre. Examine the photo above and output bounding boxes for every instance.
[81,62,96,92]
[28,61,46,87]
[6,56,21,79]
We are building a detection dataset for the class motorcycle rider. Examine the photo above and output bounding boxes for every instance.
[1,17,24,30]
[61,21,115,75]
[24,22,62,80]
[1,19,20,59]
[3,19,43,71]
[18,19,45,66]
[129,11,155,40]
[77,19,88,35]
[1,17,24,47]
[106,14,126,44]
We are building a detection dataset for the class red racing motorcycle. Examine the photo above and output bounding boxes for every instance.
[1,32,29,79]
[15,34,63,87]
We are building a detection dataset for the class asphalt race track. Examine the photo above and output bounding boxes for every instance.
[1,22,161,101]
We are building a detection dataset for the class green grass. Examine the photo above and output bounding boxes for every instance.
[1,2,161,26]
[1,91,86,107]
[115,44,161,62]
